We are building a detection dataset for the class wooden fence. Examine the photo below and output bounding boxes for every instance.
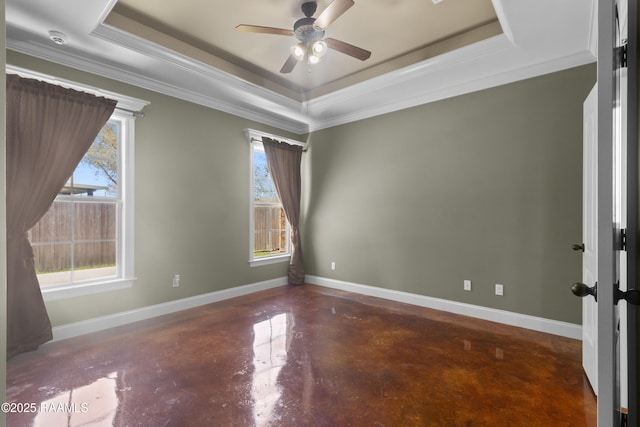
[28,201,116,273]
[29,202,288,272]
[254,205,288,255]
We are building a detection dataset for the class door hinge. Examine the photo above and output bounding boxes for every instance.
[615,43,628,69]
[618,228,627,251]
[616,288,640,305]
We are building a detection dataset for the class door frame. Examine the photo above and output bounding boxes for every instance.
[596,0,620,424]
[596,0,638,424]
[624,1,638,424]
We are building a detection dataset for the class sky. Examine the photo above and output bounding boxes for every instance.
[69,159,114,197]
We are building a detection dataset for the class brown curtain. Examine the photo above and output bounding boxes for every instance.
[6,74,117,359]
[262,137,304,285]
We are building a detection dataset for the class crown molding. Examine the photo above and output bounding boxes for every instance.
[6,0,597,136]
[307,48,596,132]
[7,26,311,135]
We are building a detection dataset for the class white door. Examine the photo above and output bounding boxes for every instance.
[581,76,629,415]
[581,84,599,394]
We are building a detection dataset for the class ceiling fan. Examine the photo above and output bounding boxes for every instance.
[236,0,371,73]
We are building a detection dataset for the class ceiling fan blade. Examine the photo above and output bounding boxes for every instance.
[314,0,354,29]
[325,38,371,61]
[235,24,294,36]
[280,54,299,73]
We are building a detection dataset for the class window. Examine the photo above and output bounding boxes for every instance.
[29,111,136,300]
[250,139,290,266]
[8,65,149,300]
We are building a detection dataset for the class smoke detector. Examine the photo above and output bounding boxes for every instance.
[48,31,68,45]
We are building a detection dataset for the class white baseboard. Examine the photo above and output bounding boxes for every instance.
[306,275,582,340]
[50,276,288,342]
[50,274,582,343]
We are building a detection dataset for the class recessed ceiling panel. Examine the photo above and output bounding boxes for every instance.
[107,0,501,100]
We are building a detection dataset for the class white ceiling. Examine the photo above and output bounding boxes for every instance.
[6,0,596,134]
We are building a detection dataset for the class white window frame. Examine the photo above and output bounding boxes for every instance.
[246,129,305,267]
[7,65,149,301]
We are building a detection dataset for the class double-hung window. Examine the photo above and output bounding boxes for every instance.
[247,129,304,266]
[30,111,135,300]
[12,66,148,300]
[250,140,290,266]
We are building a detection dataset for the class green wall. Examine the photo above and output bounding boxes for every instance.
[7,51,301,327]
[303,64,596,324]
[7,49,596,327]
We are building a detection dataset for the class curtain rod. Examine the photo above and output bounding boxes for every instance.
[245,128,307,151]
[116,106,145,118]
[6,65,150,117]
[250,137,308,151]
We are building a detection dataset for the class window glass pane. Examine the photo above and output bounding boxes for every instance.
[69,264,117,283]
[33,243,72,286]
[277,230,287,254]
[33,243,72,275]
[271,207,283,229]
[29,201,72,242]
[254,150,278,202]
[254,231,271,257]
[270,231,283,254]
[74,241,116,271]
[73,202,117,241]
[70,121,120,198]
[254,206,269,231]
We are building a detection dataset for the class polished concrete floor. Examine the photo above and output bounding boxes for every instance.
[6,284,596,426]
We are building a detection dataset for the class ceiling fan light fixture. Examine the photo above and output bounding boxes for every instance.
[307,53,321,65]
[237,0,371,73]
[310,40,327,57]
[291,43,307,62]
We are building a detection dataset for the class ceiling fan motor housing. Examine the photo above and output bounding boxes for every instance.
[295,2,325,43]
[294,17,325,43]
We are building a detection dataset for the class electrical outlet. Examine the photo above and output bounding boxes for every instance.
[495,284,504,296]
[172,274,180,288]
[463,280,472,291]
[331,261,336,271]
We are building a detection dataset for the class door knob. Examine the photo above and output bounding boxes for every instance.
[572,243,585,252]
[571,282,597,301]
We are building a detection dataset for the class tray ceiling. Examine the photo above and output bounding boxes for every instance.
[6,0,597,134]
[106,0,501,100]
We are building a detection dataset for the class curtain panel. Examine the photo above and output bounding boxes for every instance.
[6,74,117,359]
[262,137,305,285]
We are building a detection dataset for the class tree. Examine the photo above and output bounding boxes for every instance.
[254,153,278,202]
[81,121,118,189]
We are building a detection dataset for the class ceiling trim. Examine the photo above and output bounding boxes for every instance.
[306,44,596,131]
[101,10,306,102]
[90,20,311,131]
[6,36,311,134]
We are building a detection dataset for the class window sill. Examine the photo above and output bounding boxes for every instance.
[249,254,291,268]
[41,277,135,302]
